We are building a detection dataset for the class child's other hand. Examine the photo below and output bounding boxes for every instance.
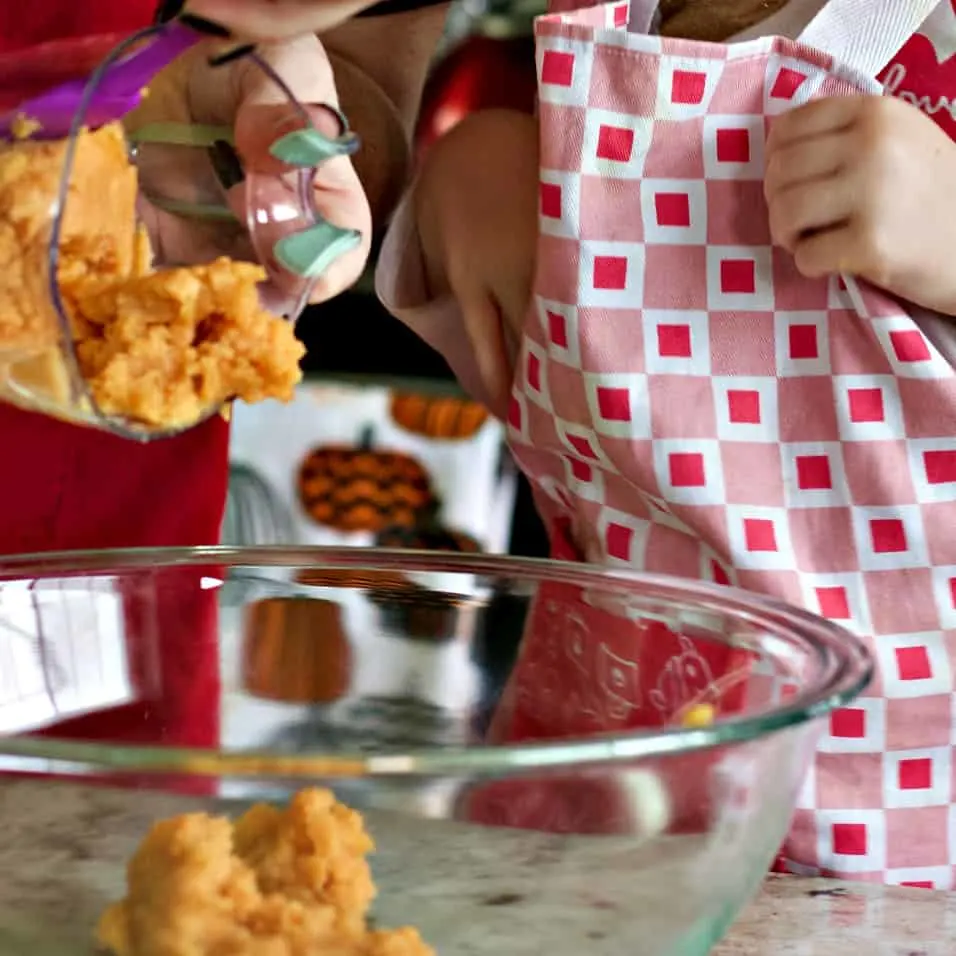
[764,95,956,315]
[415,109,538,418]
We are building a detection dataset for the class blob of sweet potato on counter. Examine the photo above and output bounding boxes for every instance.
[97,788,434,956]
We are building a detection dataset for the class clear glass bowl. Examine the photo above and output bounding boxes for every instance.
[0,547,872,956]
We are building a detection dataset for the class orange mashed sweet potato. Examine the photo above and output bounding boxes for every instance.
[0,122,304,429]
[97,788,434,956]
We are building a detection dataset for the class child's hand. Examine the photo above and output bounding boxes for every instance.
[130,35,371,304]
[415,109,538,417]
[764,95,956,315]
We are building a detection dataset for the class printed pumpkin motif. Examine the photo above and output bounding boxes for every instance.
[389,392,489,441]
[297,438,436,533]
[241,596,352,704]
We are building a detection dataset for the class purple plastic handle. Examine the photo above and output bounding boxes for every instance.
[0,22,202,141]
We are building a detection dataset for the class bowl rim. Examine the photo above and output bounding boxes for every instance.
[0,545,874,781]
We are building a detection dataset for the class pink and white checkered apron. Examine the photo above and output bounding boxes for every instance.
[490,0,956,887]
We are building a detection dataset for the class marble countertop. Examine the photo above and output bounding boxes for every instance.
[715,876,953,955]
[0,779,949,955]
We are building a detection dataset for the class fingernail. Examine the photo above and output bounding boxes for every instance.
[270,126,360,167]
[208,43,256,68]
[274,222,362,278]
[316,103,351,138]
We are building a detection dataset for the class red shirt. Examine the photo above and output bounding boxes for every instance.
[0,0,229,560]
[0,2,155,52]
[0,0,226,763]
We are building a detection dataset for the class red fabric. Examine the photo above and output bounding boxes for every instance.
[0,0,228,769]
[0,1,156,54]
[465,579,759,836]
[0,35,130,107]
[1,410,228,769]
[0,406,229,555]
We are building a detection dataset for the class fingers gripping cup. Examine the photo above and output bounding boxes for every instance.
[0,22,358,440]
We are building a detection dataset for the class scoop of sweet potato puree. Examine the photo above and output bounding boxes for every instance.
[97,788,434,956]
[0,123,304,428]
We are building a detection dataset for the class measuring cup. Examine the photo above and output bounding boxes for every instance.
[0,22,358,440]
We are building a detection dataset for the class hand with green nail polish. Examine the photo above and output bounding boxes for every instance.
[125,29,371,307]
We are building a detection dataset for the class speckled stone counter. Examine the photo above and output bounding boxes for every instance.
[0,779,950,955]
[713,878,953,955]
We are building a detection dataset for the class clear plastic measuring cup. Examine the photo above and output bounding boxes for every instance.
[0,23,357,440]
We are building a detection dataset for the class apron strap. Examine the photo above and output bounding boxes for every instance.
[797,0,939,78]
[633,0,935,81]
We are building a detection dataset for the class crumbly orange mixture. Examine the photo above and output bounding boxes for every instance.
[0,123,304,428]
[69,259,304,428]
[0,122,140,354]
[97,788,434,956]
[10,113,43,140]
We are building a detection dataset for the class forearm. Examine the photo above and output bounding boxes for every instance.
[323,5,449,229]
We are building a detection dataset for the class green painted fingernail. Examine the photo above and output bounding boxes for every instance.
[275,222,362,278]
[270,127,359,167]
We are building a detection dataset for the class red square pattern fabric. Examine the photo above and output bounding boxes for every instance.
[498,0,956,889]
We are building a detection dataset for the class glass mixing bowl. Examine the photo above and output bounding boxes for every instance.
[0,547,872,956]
